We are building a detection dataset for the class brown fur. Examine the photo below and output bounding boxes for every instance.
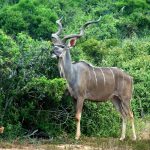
[0,126,4,134]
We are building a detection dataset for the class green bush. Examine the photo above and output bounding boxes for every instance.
[0,0,57,39]
[82,102,120,137]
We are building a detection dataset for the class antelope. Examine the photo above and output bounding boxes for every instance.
[51,17,136,141]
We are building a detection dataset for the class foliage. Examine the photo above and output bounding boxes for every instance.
[0,0,150,139]
[0,0,57,39]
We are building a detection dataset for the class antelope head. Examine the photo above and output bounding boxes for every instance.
[51,17,101,58]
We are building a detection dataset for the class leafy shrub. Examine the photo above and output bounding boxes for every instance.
[0,0,57,39]
[82,102,120,137]
[80,39,106,65]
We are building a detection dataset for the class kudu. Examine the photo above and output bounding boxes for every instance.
[51,17,136,141]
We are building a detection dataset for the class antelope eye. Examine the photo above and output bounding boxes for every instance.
[59,45,65,48]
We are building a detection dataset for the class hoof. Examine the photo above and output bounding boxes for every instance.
[119,137,125,141]
[75,136,80,140]
[132,136,137,141]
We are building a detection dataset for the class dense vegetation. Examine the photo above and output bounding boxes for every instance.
[0,0,150,139]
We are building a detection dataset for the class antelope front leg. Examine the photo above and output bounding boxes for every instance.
[75,98,84,140]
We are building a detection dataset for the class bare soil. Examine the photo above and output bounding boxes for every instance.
[0,120,149,150]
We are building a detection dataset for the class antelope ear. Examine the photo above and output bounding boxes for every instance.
[68,38,77,47]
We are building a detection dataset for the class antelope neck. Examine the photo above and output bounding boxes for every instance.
[58,48,73,83]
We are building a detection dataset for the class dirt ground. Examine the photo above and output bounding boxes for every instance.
[0,137,149,150]
[0,139,132,150]
[0,121,150,150]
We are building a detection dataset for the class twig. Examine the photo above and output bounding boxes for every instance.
[24,129,38,138]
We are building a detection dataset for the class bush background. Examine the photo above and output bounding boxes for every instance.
[0,0,150,139]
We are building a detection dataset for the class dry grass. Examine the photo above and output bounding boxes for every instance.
[0,137,149,150]
[0,116,149,150]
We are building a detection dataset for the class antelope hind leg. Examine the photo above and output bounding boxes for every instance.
[111,98,127,141]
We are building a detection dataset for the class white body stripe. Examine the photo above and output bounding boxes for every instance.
[109,68,115,81]
[122,71,124,90]
[93,67,98,86]
[88,67,92,80]
[100,68,106,86]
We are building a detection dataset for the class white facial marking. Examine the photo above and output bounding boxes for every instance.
[51,53,57,58]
